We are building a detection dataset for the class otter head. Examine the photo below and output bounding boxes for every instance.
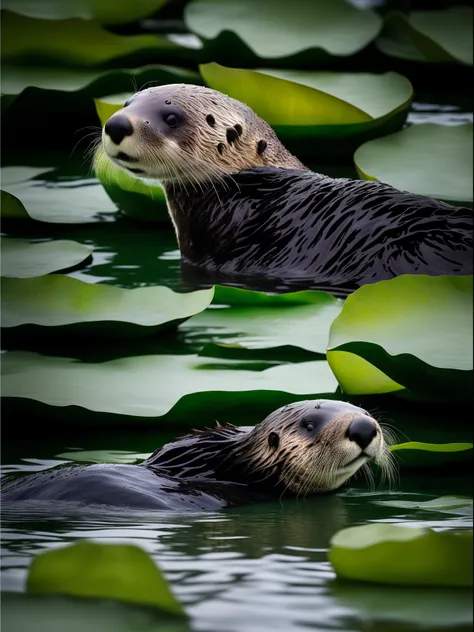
[238,399,395,495]
[100,83,305,186]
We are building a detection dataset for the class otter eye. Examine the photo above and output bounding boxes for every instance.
[303,420,315,432]
[165,113,178,128]
[124,98,133,108]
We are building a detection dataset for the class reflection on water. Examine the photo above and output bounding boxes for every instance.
[1,449,472,632]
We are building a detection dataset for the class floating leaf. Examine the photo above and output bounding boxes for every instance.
[1,593,190,632]
[1,11,185,67]
[1,169,117,224]
[376,7,473,65]
[390,442,473,454]
[388,441,473,468]
[93,145,168,222]
[328,523,473,587]
[327,275,473,399]
[375,496,473,513]
[2,276,214,337]
[182,285,342,356]
[185,0,382,60]
[1,64,200,101]
[1,238,92,278]
[354,123,473,205]
[1,190,30,220]
[27,541,185,615]
[2,0,171,25]
[200,63,412,156]
[56,449,145,464]
[0,351,338,420]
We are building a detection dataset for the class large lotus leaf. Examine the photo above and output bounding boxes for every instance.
[1,238,92,278]
[376,7,473,65]
[185,0,381,60]
[354,123,473,205]
[2,0,170,25]
[328,523,473,587]
[93,144,169,222]
[327,275,473,399]
[2,276,214,338]
[199,64,412,155]
[182,285,342,356]
[1,594,189,632]
[1,11,185,67]
[27,541,185,616]
[1,170,118,224]
[388,442,473,468]
[0,351,338,421]
[1,64,200,102]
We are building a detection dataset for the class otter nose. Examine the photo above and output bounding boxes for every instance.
[347,417,377,450]
[104,114,133,146]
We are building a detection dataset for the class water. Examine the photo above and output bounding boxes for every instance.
[1,98,473,631]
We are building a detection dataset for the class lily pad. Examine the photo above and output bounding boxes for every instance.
[1,11,186,67]
[388,441,473,468]
[185,0,382,60]
[182,285,343,356]
[27,541,185,615]
[375,495,473,513]
[354,123,473,205]
[1,64,200,103]
[1,593,190,632]
[327,275,473,399]
[2,276,214,338]
[1,238,92,278]
[328,523,473,587]
[2,0,171,25]
[199,63,412,156]
[390,442,473,454]
[57,449,145,464]
[376,7,473,66]
[1,170,118,224]
[93,144,168,222]
[0,351,338,422]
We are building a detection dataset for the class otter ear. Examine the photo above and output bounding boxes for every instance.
[268,432,279,450]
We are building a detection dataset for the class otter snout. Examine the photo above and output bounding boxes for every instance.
[346,416,377,450]
[104,114,133,146]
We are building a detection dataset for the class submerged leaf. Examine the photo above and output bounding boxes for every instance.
[1,238,92,278]
[27,541,185,615]
[2,276,214,336]
[0,351,338,419]
[327,275,473,398]
[374,496,473,512]
[185,0,382,59]
[2,0,171,25]
[376,7,473,65]
[328,523,473,586]
[354,123,473,204]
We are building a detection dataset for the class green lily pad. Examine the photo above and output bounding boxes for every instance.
[1,238,92,278]
[2,276,214,338]
[1,64,200,102]
[327,275,473,399]
[375,495,473,513]
[354,123,473,205]
[1,190,31,220]
[388,441,473,468]
[1,168,118,224]
[57,449,145,464]
[185,0,382,60]
[27,541,185,615]
[199,63,412,156]
[1,593,190,632]
[376,7,473,65]
[1,11,185,67]
[0,351,338,422]
[93,144,168,222]
[182,285,342,356]
[2,0,171,25]
[390,442,473,454]
[328,523,473,587]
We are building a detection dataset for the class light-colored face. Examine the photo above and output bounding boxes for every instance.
[237,399,395,495]
[99,83,304,186]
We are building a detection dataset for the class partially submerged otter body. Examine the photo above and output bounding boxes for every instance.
[99,83,473,295]
[1,400,394,511]
[166,167,473,294]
